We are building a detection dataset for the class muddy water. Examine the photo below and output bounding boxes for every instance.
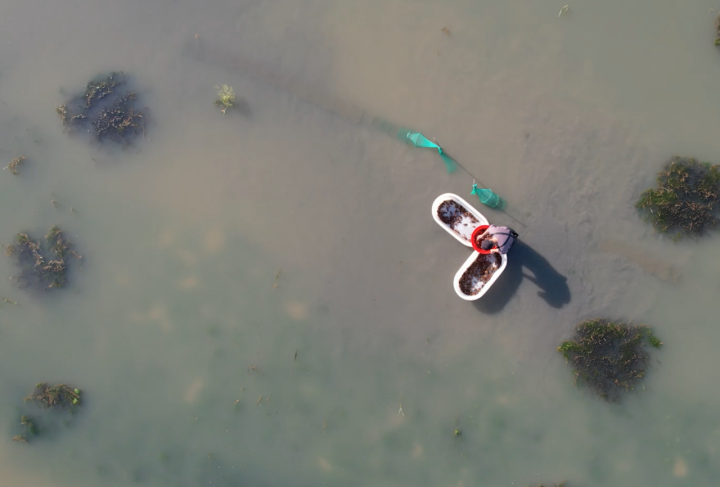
[1,0,720,486]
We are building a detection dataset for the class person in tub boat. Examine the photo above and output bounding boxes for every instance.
[475,225,518,254]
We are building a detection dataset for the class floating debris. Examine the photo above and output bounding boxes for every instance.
[272,268,281,289]
[3,156,26,175]
[558,319,662,402]
[528,483,566,487]
[57,72,146,144]
[215,84,236,114]
[9,226,79,292]
[636,156,720,237]
[558,5,570,17]
[12,435,28,443]
[454,429,460,436]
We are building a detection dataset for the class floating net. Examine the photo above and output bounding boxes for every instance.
[471,183,501,209]
[371,117,457,173]
[186,40,516,216]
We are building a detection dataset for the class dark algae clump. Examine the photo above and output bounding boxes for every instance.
[9,225,80,292]
[636,156,720,237]
[716,14,720,46]
[25,383,82,409]
[13,384,83,443]
[92,92,145,142]
[558,319,662,402]
[57,72,146,144]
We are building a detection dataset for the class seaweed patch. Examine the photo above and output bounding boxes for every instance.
[636,156,720,238]
[12,383,83,444]
[558,319,662,402]
[8,226,81,292]
[57,72,146,144]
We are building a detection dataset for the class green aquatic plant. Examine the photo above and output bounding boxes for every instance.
[14,385,83,443]
[10,226,79,291]
[558,319,662,402]
[716,14,720,45]
[636,156,720,237]
[648,334,663,348]
[215,84,236,114]
[57,72,146,144]
[25,383,82,409]
[4,155,26,175]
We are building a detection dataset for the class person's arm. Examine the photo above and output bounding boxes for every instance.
[490,248,500,254]
[476,229,489,242]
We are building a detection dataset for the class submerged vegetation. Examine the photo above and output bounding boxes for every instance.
[4,156,26,175]
[13,384,83,443]
[558,319,662,402]
[636,156,720,237]
[9,226,80,291]
[215,84,236,114]
[716,15,720,46]
[57,72,146,143]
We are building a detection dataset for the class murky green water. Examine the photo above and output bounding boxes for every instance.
[1,0,720,486]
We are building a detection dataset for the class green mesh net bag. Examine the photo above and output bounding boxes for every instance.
[372,117,509,211]
[471,183,500,208]
[371,117,457,173]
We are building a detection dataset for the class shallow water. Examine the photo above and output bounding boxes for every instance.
[1,0,720,486]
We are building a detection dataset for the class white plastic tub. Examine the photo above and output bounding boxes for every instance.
[431,193,508,300]
[431,193,488,247]
[453,251,508,301]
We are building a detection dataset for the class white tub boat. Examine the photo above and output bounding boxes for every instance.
[432,193,507,300]
[431,193,488,247]
[453,250,508,301]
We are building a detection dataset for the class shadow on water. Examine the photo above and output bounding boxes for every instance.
[474,240,570,314]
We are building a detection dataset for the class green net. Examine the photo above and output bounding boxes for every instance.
[400,130,458,173]
[471,183,501,208]
[371,117,507,209]
[187,40,522,223]
[371,118,457,173]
